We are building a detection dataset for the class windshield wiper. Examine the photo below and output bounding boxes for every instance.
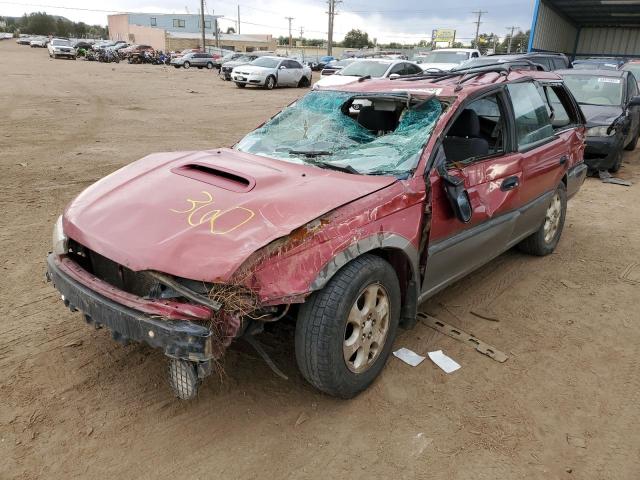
[305,159,360,175]
[289,149,332,157]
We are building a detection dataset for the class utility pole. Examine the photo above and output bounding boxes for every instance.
[200,0,206,52]
[506,25,519,53]
[285,16,294,48]
[237,5,240,34]
[472,10,487,49]
[213,9,219,48]
[299,26,304,43]
[327,0,341,56]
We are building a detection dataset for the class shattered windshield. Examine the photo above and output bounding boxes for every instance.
[235,90,442,177]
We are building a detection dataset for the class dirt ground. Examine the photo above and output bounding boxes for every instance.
[1,41,640,480]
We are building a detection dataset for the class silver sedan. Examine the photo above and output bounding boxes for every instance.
[231,56,312,89]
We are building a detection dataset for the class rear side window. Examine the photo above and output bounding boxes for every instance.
[507,82,555,150]
[552,58,567,70]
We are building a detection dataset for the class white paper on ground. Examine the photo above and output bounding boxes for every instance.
[393,348,426,367]
[428,350,461,374]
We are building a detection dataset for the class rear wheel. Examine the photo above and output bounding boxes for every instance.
[518,183,567,256]
[297,75,311,88]
[206,62,213,69]
[295,254,400,398]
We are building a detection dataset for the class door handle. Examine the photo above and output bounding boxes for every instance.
[500,176,520,191]
[559,156,568,166]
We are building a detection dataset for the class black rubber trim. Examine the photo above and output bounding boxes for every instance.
[46,254,213,362]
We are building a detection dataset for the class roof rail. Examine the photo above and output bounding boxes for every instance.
[393,60,544,89]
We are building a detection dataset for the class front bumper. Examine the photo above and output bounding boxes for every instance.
[233,73,265,85]
[46,254,214,362]
[584,135,623,170]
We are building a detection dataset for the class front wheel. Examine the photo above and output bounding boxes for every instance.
[235,82,246,88]
[295,254,401,398]
[264,75,276,90]
[183,61,190,69]
[518,183,567,256]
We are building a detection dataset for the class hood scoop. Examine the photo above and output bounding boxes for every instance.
[171,163,255,193]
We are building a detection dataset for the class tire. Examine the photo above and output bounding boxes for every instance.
[518,182,567,256]
[168,359,199,400]
[235,82,246,88]
[609,148,624,173]
[183,61,190,69]
[298,75,311,88]
[264,75,276,90]
[295,254,401,398]
[625,128,639,151]
[206,62,213,69]
[174,65,180,69]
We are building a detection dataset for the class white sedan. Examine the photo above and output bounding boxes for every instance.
[48,38,76,59]
[232,56,312,90]
[312,58,423,89]
[30,37,48,48]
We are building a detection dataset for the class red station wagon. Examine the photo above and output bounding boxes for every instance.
[47,64,587,399]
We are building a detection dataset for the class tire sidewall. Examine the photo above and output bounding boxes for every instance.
[296,255,401,397]
[265,75,275,90]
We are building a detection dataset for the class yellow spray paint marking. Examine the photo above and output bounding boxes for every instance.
[171,191,255,235]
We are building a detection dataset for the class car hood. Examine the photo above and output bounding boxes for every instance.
[63,148,396,282]
[579,104,623,127]
[233,65,272,74]
[223,60,249,68]
[315,74,368,88]
[419,62,460,71]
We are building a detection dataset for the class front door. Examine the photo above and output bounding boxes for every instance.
[422,89,523,297]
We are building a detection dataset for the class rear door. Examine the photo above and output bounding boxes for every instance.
[423,88,524,297]
[505,81,582,241]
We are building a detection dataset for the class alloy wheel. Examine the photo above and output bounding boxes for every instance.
[343,283,390,373]
[543,192,562,244]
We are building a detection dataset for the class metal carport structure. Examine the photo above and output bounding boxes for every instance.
[529,0,640,59]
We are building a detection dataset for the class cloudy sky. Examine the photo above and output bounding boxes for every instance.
[1,0,536,43]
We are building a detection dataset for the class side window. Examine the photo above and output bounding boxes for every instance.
[507,82,555,150]
[540,85,574,129]
[471,52,479,58]
[443,92,507,163]
[289,60,302,69]
[389,63,406,75]
[404,63,421,75]
[552,58,566,70]
[535,57,552,71]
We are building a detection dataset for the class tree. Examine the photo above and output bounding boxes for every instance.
[226,26,235,34]
[341,29,373,49]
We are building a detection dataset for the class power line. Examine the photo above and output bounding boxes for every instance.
[472,10,487,47]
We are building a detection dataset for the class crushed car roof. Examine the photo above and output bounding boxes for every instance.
[317,69,563,97]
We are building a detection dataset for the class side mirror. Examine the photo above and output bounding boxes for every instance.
[628,96,640,107]
[279,65,287,70]
[389,73,400,79]
[437,164,473,223]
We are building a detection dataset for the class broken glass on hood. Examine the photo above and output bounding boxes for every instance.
[235,90,442,177]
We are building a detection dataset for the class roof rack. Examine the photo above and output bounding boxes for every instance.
[393,60,544,91]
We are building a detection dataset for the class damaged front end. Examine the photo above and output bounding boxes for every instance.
[46,233,290,399]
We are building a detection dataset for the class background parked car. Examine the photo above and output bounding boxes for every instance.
[320,58,357,76]
[29,37,48,48]
[16,37,33,45]
[171,52,216,69]
[48,38,76,60]
[220,52,274,80]
[558,68,640,172]
[310,55,335,71]
[414,48,481,71]
[73,41,93,51]
[313,58,423,89]
[232,56,312,89]
[458,52,572,71]
[572,57,626,70]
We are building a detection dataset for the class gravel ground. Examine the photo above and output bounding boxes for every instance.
[1,41,640,479]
